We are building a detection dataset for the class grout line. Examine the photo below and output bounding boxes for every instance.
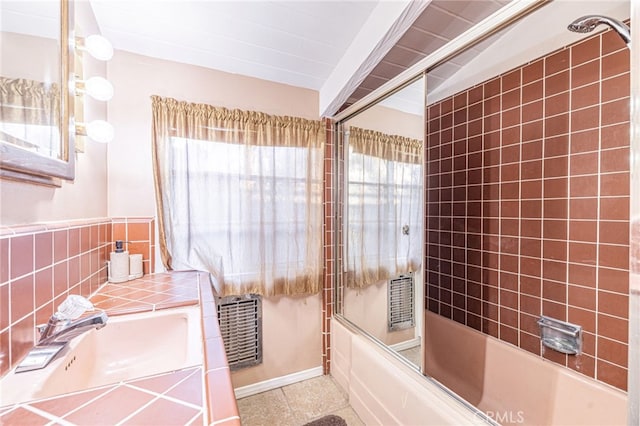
[19,404,71,425]
[125,367,203,406]
[539,52,546,350]
[594,32,604,381]
[565,45,573,366]
[117,369,204,425]
[185,410,205,425]
[125,384,204,412]
[45,417,75,426]
[517,68,523,345]
[114,392,160,425]
[52,384,118,419]
[496,74,503,340]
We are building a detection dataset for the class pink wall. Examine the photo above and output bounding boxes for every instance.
[105,50,320,219]
[347,104,423,140]
[105,50,324,387]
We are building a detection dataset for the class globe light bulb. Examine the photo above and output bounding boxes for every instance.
[78,120,114,143]
[83,35,113,61]
[84,76,114,101]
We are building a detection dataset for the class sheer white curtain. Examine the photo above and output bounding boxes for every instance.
[151,96,325,296]
[346,126,423,288]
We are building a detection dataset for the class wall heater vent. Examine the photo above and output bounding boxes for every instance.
[388,274,415,331]
[217,294,262,370]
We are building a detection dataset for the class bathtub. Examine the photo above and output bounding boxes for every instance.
[332,313,627,425]
[423,311,627,425]
[332,317,488,425]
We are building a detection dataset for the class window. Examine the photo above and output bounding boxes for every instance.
[345,127,423,287]
[151,96,325,296]
[168,137,322,286]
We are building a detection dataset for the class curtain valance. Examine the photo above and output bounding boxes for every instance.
[348,126,422,165]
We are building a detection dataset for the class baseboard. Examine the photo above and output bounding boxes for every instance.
[233,366,324,399]
[389,337,421,352]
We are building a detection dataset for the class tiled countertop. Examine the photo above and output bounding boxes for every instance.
[0,271,240,426]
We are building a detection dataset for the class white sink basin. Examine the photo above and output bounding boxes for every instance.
[0,305,202,406]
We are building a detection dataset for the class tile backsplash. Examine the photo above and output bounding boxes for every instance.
[111,217,156,276]
[0,217,155,376]
[425,28,630,390]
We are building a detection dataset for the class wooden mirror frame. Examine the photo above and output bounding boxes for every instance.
[0,0,75,187]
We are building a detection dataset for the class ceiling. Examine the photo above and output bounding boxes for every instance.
[88,0,512,116]
[1,1,59,40]
[1,0,544,116]
[89,0,381,91]
[4,1,630,117]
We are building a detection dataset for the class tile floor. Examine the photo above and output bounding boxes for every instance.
[237,376,364,426]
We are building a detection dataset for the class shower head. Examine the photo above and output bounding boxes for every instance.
[568,15,631,45]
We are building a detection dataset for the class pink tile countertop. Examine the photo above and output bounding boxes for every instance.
[0,271,240,426]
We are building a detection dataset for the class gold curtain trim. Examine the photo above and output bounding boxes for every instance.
[151,95,325,148]
[349,126,422,164]
[0,77,60,126]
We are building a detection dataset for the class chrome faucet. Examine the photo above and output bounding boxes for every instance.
[38,311,109,345]
[15,295,108,373]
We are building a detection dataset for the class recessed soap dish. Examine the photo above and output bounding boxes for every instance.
[537,316,582,355]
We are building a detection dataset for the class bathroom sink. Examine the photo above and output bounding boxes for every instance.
[0,305,202,406]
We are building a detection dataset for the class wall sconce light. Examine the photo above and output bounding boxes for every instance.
[76,120,115,144]
[74,34,115,144]
[75,35,114,61]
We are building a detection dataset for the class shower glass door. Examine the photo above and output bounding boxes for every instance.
[336,76,425,370]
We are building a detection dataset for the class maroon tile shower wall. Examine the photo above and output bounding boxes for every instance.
[322,117,335,374]
[425,29,630,390]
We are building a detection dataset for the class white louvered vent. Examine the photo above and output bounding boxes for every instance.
[217,294,262,370]
[388,274,415,331]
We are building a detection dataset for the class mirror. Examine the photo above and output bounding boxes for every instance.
[0,0,74,186]
[337,77,425,370]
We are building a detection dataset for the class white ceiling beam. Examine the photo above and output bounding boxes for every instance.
[318,0,431,117]
[333,0,548,123]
